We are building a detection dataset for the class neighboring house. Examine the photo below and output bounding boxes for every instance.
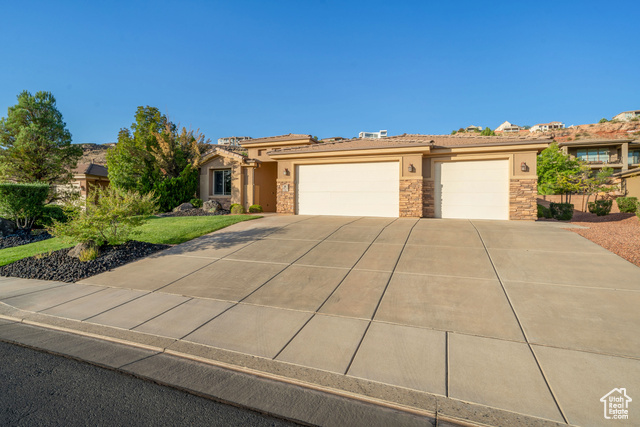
[613,110,640,122]
[217,136,252,147]
[198,132,551,220]
[559,139,640,173]
[465,125,483,132]
[321,137,346,143]
[530,121,565,132]
[495,121,524,133]
[358,130,387,138]
[55,163,109,201]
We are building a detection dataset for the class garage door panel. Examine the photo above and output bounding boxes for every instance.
[435,160,509,220]
[297,162,399,217]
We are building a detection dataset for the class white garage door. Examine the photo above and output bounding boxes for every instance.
[434,160,509,220]
[296,162,399,217]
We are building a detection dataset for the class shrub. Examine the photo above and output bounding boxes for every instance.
[153,165,199,212]
[248,204,263,213]
[0,183,49,229]
[537,204,552,219]
[78,246,100,262]
[616,197,638,213]
[190,198,203,208]
[36,204,68,228]
[50,187,158,246]
[599,118,609,124]
[549,202,574,221]
[587,199,612,216]
[230,204,245,214]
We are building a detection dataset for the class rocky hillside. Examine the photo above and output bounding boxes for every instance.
[79,143,114,166]
[538,121,640,142]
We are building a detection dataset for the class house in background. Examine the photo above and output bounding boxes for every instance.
[558,138,640,173]
[465,125,483,132]
[530,121,565,132]
[198,132,550,220]
[358,130,387,138]
[613,110,640,122]
[495,121,524,133]
[321,136,346,143]
[55,163,109,201]
[217,136,252,147]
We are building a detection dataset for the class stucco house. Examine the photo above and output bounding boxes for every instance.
[530,121,565,132]
[495,121,524,133]
[198,133,550,220]
[613,110,640,122]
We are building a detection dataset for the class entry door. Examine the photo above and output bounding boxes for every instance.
[296,162,399,217]
[434,160,509,220]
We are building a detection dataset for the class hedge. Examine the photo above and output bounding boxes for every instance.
[0,183,50,229]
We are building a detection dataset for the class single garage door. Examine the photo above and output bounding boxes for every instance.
[434,160,509,220]
[296,162,399,217]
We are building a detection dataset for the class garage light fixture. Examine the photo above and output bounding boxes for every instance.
[283,168,290,176]
[408,164,415,173]
[520,162,528,172]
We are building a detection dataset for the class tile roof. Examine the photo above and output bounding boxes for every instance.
[269,133,552,155]
[73,163,108,177]
[201,146,248,161]
[239,133,312,145]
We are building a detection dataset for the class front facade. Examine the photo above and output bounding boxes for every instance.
[495,121,524,133]
[559,139,640,173]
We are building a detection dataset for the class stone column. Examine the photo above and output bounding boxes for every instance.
[399,179,423,217]
[276,180,294,214]
[509,179,537,220]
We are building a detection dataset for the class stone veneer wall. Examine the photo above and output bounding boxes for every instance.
[399,179,423,217]
[510,179,537,220]
[276,180,294,214]
[422,180,435,218]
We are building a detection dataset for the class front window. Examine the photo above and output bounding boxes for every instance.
[213,169,231,195]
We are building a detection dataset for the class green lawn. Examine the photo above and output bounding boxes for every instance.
[0,215,261,267]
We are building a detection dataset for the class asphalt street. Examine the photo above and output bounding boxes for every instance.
[0,341,299,427]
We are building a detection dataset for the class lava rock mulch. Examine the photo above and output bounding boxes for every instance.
[0,230,53,250]
[0,240,170,283]
[156,208,230,218]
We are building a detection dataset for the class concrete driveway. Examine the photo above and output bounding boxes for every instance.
[1,215,639,426]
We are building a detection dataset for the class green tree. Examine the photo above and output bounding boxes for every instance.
[0,91,81,184]
[480,127,495,136]
[537,142,584,201]
[578,167,617,211]
[598,118,609,123]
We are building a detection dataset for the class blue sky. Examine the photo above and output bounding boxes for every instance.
[1,1,638,143]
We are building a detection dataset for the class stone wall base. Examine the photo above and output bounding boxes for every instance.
[510,179,537,220]
[399,179,423,217]
[276,181,294,214]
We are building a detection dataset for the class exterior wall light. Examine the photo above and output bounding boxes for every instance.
[408,164,415,173]
[521,162,528,172]
[283,168,290,176]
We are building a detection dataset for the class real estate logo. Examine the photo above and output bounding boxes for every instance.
[600,388,632,420]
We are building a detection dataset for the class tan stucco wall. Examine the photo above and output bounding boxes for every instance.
[199,155,243,205]
[625,175,640,198]
[253,162,277,212]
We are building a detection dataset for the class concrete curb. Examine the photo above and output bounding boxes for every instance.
[0,303,569,427]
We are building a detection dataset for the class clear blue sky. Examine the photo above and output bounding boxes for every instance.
[1,0,638,143]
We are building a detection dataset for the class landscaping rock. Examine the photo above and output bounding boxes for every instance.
[156,208,230,218]
[203,200,222,213]
[173,202,194,212]
[0,241,170,283]
[67,241,99,258]
[0,218,17,237]
[0,229,53,250]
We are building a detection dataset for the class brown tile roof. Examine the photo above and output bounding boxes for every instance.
[73,163,108,177]
[239,133,312,144]
[201,146,248,161]
[269,133,552,155]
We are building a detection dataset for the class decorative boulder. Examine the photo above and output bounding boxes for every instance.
[173,202,194,212]
[0,218,17,237]
[203,200,222,213]
[68,241,99,259]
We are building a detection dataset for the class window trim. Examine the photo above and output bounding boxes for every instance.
[212,169,232,196]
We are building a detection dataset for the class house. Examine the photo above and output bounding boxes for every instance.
[217,136,252,147]
[198,133,551,220]
[321,137,346,143]
[495,121,524,133]
[465,125,483,132]
[613,110,640,122]
[358,130,387,138]
[558,138,640,173]
[614,168,640,198]
[55,163,109,201]
[530,121,565,132]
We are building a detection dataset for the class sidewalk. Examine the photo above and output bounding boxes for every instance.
[1,216,639,426]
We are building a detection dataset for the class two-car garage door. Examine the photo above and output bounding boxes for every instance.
[434,159,509,220]
[296,162,399,217]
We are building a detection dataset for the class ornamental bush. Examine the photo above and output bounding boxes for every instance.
[587,199,612,216]
[0,182,49,229]
[153,165,199,212]
[50,187,158,246]
[248,204,263,213]
[230,204,245,214]
[190,198,203,208]
[36,204,68,228]
[549,202,574,221]
[537,204,552,219]
[616,197,638,213]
